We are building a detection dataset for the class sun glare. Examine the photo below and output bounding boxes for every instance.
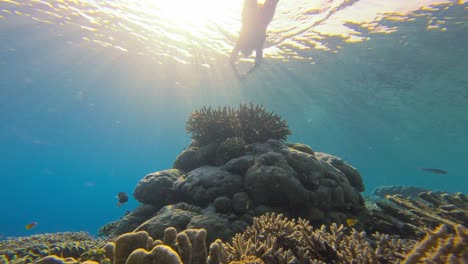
[1,0,461,62]
[137,0,241,27]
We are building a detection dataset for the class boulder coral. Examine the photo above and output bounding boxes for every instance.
[124,138,368,242]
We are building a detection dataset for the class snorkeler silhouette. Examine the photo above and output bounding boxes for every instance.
[230,0,279,78]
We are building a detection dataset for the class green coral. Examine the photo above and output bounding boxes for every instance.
[185,103,291,146]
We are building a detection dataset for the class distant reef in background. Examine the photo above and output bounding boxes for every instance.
[1,103,466,264]
[373,185,444,198]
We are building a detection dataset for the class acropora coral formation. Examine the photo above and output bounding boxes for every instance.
[370,191,467,238]
[185,103,291,146]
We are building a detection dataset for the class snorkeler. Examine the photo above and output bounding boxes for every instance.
[230,0,280,78]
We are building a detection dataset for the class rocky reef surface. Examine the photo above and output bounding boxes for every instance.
[108,139,368,244]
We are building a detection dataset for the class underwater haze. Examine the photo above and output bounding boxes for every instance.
[0,0,467,238]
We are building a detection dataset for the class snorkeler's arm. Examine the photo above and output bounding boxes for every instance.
[230,43,240,64]
[230,43,243,78]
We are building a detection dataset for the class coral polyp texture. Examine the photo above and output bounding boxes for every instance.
[185,103,291,146]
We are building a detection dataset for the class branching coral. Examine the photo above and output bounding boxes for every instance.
[186,106,240,145]
[222,213,415,264]
[185,103,291,146]
[236,103,291,144]
[5,214,467,264]
[371,191,468,238]
[402,224,467,264]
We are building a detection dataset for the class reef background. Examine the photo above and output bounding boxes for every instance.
[0,0,467,238]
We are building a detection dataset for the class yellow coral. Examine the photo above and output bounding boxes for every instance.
[403,224,467,264]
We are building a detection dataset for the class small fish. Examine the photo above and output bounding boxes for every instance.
[346,218,358,227]
[25,222,38,230]
[117,192,129,208]
[419,168,448,175]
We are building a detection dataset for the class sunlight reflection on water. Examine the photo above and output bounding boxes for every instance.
[0,0,465,64]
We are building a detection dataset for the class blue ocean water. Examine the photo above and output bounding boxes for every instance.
[0,0,467,238]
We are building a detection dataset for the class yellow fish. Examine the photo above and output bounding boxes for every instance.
[25,222,38,230]
[346,218,358,227]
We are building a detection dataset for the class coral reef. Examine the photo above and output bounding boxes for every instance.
[3,214,467,264]
[215,137,246,165]
[403,223,468,264]
[122,139,367,243]
[370,191,468,238]
[133,169,182,210]
[186,105,240,146]
[185,103,291,146]
[236,103,291,144]
[373,185,441,198]
[98,221,120,239]
[110,104,367,243]
[0,232,107,264]
[220,213,415,264]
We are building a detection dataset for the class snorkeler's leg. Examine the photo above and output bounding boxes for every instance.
[262,0,279,26]
[246,47,263,75]
[242,0,258,24]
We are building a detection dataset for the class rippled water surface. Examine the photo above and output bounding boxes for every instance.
[0,0,467,236]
